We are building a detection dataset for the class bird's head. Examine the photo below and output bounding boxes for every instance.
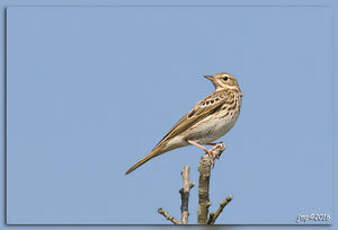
[204,72,240,92]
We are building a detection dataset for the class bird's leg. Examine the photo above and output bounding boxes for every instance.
[187,140,209,152]
[187,140,216,166]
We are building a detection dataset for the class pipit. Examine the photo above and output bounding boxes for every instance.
[126,72,242,175]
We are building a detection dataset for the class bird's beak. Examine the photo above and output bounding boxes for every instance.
[204,75,214,81]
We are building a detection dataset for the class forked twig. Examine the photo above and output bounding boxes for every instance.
[207,195,233,224]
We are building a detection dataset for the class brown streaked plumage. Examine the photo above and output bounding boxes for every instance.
[125,72,242,175]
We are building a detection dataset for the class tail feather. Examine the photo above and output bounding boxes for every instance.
[125,147,164,175]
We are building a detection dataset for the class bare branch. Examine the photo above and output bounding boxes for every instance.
[158,165,194,224]
[157,208,181,224]
[179,166,195,224]
[197,142,225,224]
[157,143,231,225]
[207,195,233,224]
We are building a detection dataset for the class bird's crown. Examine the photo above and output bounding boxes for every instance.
[204,72,240,92]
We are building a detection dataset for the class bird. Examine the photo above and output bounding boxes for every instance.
[125,72,242,175]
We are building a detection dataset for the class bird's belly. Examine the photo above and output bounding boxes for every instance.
[186,113,238,144]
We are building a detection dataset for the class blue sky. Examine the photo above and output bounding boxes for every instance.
[3,1,335,227]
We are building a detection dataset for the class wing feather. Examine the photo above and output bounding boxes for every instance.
[153,90,232,148]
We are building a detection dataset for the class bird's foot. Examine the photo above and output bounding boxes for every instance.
[187,140,225,168]
[206,143,224,167]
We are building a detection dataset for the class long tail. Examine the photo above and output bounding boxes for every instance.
[125,146,165,175]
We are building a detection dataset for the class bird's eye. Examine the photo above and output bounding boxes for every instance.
[223,76,229,81]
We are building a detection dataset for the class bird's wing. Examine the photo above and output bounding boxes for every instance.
[125,90,233,175]
[154,89,232,147]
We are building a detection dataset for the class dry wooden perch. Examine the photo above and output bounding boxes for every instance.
[198,142,230,224]
[158,142,232,224]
